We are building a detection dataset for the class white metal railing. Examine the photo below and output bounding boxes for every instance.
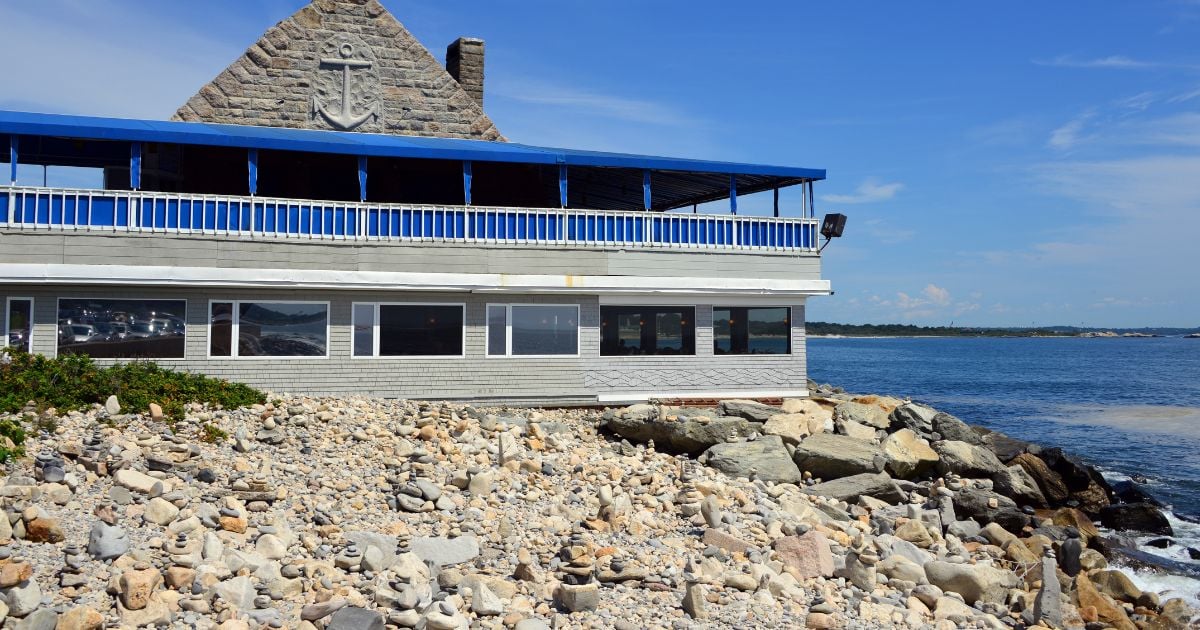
[1,185,820,252]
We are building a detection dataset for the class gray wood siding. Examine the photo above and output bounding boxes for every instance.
[3,284,808,404]
[0,231,821,280]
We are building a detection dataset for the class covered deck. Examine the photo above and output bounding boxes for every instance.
[2,110,825,253]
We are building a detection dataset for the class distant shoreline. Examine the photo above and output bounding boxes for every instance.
[807,322,1200,338]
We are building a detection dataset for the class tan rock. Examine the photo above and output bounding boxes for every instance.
[149,403,164,421]
[219,515,248,534]
[882,429,938,478]
[763,413,820,445]
[1075,572,1136,630]
[164,566,197,590]
[0,560,32,588]
[1050,508,1100,543]
[26,517,65,543]
[1090,569,1141,604]
[56,605,104,630]
[894,520,935,548]
[119,567,162,610]
[773,530,834,578]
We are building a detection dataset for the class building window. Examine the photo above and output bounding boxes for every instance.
[713,306,791,355]
[209,301,328,358]
[352,303,465,357]
[487,304,579,356]
[600,305,695,356]
[57,298,186,359]
[5,298,33,353]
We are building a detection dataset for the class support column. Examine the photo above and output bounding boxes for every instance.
[558,164,568,208]
[463,161,473,206]
[642,170,651,211]
[729,174,738,215]
[773,185,780,218]
[8,135,16,185]
[130,142,142,190]
[358,156,368,202]
[247,149,259,196]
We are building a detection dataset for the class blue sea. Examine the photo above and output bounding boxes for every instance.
[808,336,1200,602]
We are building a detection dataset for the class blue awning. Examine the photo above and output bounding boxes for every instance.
[0,109,825,211]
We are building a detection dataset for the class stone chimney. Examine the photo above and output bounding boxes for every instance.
[446,37,485,108]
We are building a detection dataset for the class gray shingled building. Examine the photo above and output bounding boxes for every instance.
[1,0,833,404]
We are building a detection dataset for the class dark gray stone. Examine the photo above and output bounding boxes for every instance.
[889,403,938,437]
[952,488,1028,533]
[1098,503,1173,536]
[606,412,763,456]
[717,400,781,423]
[931,413,984,446]
[327,606,384,630]
[802,472,904,504]
[792,433,886,480]
[701,435,802,484]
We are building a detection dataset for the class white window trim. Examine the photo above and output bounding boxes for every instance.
[55,297,187,359]
[485,303,581,359]
[351,302,466,359]
[207,299,330,360]
[711,305,794,357]
[4,297,34,353]
[599,304,698,358]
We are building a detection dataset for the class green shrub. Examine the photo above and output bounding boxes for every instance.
[0,348,265,424]
[0,417,26,463]
[200,423,229,443]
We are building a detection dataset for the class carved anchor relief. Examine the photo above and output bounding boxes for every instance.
[312,37,380,131]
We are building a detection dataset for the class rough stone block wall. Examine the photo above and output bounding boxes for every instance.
[446,38,485,109]
[172,0,504,141]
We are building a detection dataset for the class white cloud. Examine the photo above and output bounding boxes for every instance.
[1048,111,1095,150]
[820,178,904,204]
[922,284,952,306]
[1034,54,1158,69]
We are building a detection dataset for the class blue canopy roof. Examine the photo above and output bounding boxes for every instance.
[0,109,825,211]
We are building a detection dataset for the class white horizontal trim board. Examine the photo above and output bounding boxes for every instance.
[596,389,810,404]
[0,264,832,297]
[601,295,809,306]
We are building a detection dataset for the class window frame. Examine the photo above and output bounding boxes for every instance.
[350,302,467,359]
[4,297,34,353]
[712,305,793,356]
[485,303,581,359]
[599,304,697,357]
[55,297,187,359]
[207,299,330,360]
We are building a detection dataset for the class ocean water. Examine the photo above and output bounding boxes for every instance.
[808,336,1200,604]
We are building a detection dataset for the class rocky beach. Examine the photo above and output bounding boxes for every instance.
[0,384,1196,629]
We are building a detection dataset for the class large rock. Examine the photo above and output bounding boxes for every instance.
[832,401,890,429]
[977,428,1031,462]
[933,441,1006,477]
[1070,477,1113,515]
[410,536,479,567]
[931,412,984,445]
[1010,453,1069,504]
[606,411,763,456]
[1075,572,1137,630]
[890,403,939,436]
[700,435,802,484]
[792,433,886,480]
[881,429,939,479]
[88,522,130,560]
[1090,569,1142,604]
[718,400,781,422]
[1097,503,1173,536]
[327,607,385,630]
[952,488,1028,532]
[803,472,904,504]
[762,413,824,445]
[924,561,1018,605]
[993,465,1049,508]
[773,531,834,578]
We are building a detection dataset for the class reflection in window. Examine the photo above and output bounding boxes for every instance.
[210,302,233,357]
[208,301,327,357]
[57,298,186,358]
[713,307,791,355]
[600,306,695,356]
[488,304,579,356]
[352,303,375,357]
[352,304,464,357]
[6,298,33,352]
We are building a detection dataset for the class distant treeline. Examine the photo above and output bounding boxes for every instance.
[808,322,1200,337]
[807,322,1069,337]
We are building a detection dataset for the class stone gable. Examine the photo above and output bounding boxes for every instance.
[172,0,504,141]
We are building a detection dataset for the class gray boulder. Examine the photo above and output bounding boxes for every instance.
[87,522,130,560]
[328,607,384,630]
[932,412,984,445]
[700,435,803,484]
[952,488,1028,533]
[890,403,939,436]
[933,440,1006,477]
[793,433,886,480]
[802,472,905,504]
[718,400,781,423]
[606,411,762,456]
[832,401,890,429]
[993,465,1049,508]
[1097,503,1173,536]
[924,561,1018,605]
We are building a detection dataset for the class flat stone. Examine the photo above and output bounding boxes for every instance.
[933,440,1006,477]
[881,429,939,479]
[143,497,180,526]
[773,530,834,578]
[410,535,479,567]
[702,528,755,555]
[556,582,599,612]
[833,401,890,429]
[924,560,1018,605]
[113,469,165,497]
[803,472,904,504]
[327,607,384,630]
[701,435,802,483]
[792,433,886,480]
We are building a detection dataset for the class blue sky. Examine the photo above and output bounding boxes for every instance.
[2,1,1198,327]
